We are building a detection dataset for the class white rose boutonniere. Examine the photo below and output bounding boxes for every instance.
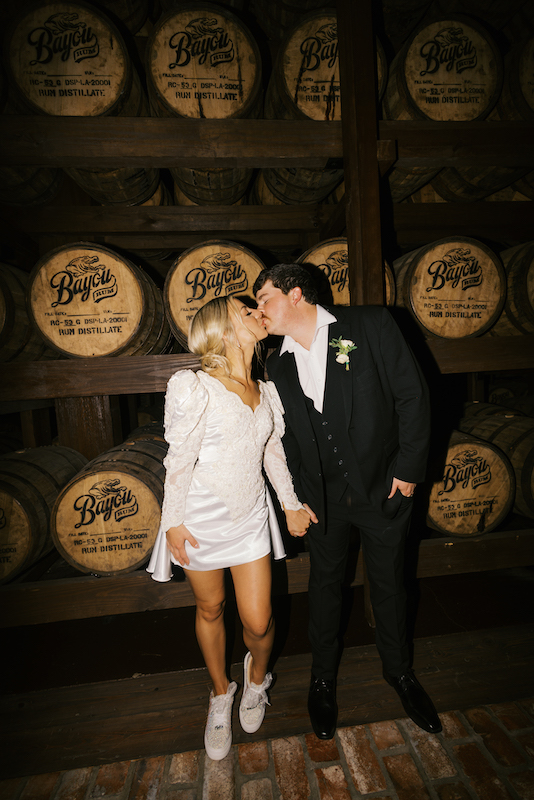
[329,337,357,371]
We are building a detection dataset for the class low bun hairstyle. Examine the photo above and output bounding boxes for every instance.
[188,296,244,378]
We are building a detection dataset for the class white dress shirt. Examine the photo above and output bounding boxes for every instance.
[279,305,337,413]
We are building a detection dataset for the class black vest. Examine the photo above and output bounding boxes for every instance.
[305,396,349,503]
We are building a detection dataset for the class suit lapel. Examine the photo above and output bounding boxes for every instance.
[323,318,354,426]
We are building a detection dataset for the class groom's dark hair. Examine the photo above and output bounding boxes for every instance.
[253,264,319,305]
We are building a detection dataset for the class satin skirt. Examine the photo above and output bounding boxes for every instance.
[147,476,286,581]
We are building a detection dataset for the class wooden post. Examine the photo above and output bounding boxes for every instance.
[55,396,118,460]
[336,0,384,306]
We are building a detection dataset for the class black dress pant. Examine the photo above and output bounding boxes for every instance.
[306,486,413,680]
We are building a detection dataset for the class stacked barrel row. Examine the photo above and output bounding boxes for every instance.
[2,1,533,208]
[2,233,533,362]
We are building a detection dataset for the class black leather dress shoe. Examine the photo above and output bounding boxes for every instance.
[308,676,337,740]
[384,670,442,734]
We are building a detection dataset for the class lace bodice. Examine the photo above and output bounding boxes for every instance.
[159,370,302,533]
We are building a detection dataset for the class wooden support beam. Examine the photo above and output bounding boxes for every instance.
[0,117,342,168]
[54,396,119,460]
[337,0,384,305]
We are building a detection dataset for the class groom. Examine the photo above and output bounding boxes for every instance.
[253,264,441,738]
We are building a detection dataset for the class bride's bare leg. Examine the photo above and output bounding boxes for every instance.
[186,568,228,695]
[231,555,274,684]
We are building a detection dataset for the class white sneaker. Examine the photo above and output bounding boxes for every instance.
[239,651,272,734]
[204,681,237,761]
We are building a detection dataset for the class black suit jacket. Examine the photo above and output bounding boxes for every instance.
[267,305,431,532]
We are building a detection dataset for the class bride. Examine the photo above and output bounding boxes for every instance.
[148,294,315,760]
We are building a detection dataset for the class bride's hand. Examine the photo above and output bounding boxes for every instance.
[284,506,317,538]
[166,524,198,566]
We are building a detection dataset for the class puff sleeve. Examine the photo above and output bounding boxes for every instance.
[158,369,209,534]
[262,381,303,512]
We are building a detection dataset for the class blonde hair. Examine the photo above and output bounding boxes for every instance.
[188,296,249,378]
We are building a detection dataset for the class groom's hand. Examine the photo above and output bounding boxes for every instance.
[388,477,416,499]
[284,505,317,537]
[302,503,318,524]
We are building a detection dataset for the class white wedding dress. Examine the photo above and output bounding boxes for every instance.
[147,369,303,580]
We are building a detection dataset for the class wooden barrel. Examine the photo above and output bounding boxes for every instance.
[458,414,534,519]
[0,165,63,207]
[0,263,58,362]
[382,16,503,202]
[173,167,252,206]
[64,165,160,206]
[146,3,262,120]
[430,163,530,203]
[164,240,266,347]
[0,445,88,584]
[383,16,502,123]
[265,10,387,122]
[5,0,148,118]
[393,237,506,338]
[127,422,165,442]
[146,3,262,205]
[296,237,396,306]
[173,181,247,207]
[27,243,171,358]
[260,165,344,205]
[463,401,524,419]
[50,439,167,576]
[425,430,515,537]
[486,242,534,336]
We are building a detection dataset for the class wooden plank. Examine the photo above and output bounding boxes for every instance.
[1,625,533,777]
[5,204,325,236]
[426,335,534,373]
[337,0,384,305]
[393,202,534,244]
[380,120,534,168]
[2,117,533,170]
[2,334,534,405]
[412,528,534,577]
[0,117,342,168]
[0,354,201,402]
[2,529,532,628]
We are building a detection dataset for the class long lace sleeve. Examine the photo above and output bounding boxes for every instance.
[262,381,304,512]
[159,369,209,533]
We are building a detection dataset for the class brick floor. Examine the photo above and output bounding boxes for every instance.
[2,698,534,800]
